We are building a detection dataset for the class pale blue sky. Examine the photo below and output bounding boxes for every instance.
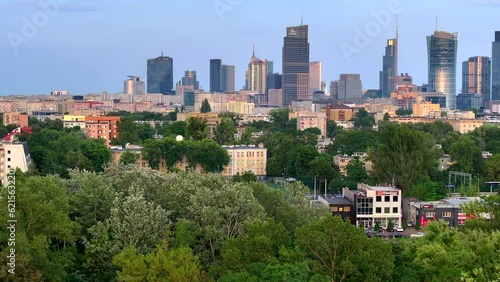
[0,0,498,95]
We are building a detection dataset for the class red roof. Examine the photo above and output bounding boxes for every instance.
[2,127,32,141]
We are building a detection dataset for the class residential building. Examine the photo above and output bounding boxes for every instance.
[309,61,322,93]
[84,116,120,146]
[221,65,235,92]
[2,112,28,127]
[427,30,459,109]
[492,31,500,101]
[333,155,353,176]
[292,111,327,137]
[344,184,402,229]
[338,74,363,104]
[380,38,398,97]
[413,102,440,116]
[322,102,355,122]
[462,57,491,104]
[247,49,267,94]
[282,24,310,106]
[63,115,86,129]
[147,54,174,95]
[124,76,145,95]
[389,116,484,134]
[221,145,267,178]
[0,142,30,186]
[181,70,200,90]
[210,59,222,92]
[227,101,255,115]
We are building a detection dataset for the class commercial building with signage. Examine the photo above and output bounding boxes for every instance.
[343,183,402,229]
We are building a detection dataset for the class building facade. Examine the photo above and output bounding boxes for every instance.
[462,56,491,104]
[338,74,363,103]
[282,25,310,106]
[309,61,322,93]
[221,65,235,92]
[210,59,222,92]
[247,51,267,94]
[147,54,174,95]
[221,145,267,177]
[0,142,30,186]
[292,111,327,137]
[84,116,120,146]
[63,115,86,129]
[181,70,200,90]
[124,76,145,95]
[380,38,398,98]
[2,112,28,127]
[427,31,459,109]
[492,31,500,101]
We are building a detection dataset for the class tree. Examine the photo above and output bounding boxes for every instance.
[200,98,211,113]
[120,150,137,165]
[345,158,371,189]
[383,112,390,121]
[187,117,209,141]
[233,171,258,183]
[269,108,291,130]
[449,135,483,174]
[309,155,336,183]
[329,129,378,156]
[351,108,375,128]
[112,117,140,146]
[326,120,343,138]
[214,117,236,145]
[372,123,440,192]
[396,108,412,116]
[485,154,500,181]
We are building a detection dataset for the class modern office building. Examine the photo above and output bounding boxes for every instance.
[492,31,500,101]
[427,31,459,109]
[147,54,174,95]
[282,24,310,106]
[266,73,283,95]
[266,61,274,74]
[268,89,283,107]
[456,93,482,111]
[221,65,235,92]
[181,70,200,90]
[462,57,491,103]
[210,59,222,92]
[380,38,398,97]
[184,91,195,107]
[337,74,363,103]
[247,49,267,94]
[330,80,339,100]
[309,61,322,94]
[124,76,145,95]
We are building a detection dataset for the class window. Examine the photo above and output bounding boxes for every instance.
[442,212,452,218]
[338,207,343,212]
[7,150,10,154]
[7,158,10,162]
[376,196,382,202]
[393,207,398,213]
[331,207,338,212]
[376,207,382,213]
[425,212,435,218]
[385,196,390,202]
[393,196,398,202]
[344,206,351,212]
[384,207,390,213]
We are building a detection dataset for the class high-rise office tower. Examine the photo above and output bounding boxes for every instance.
[330,80,339,100]
[210,59,222,92]
[266,73,283,94]
[247,48,267,94]
[309,61,322,93]
[282,24,310,106]
[492,31,500,101]
[221,65,235,92]
[266,61,274,74]
[124,76,145,95]
[379,38,398,97]
[181,70,200,90]
[462,57,491,99]
[147,54,174,95]
[427,30,459,109]
[337,74,363,103]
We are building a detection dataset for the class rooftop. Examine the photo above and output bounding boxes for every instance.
[320,197,353,206]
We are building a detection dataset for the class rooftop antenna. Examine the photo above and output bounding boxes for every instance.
[396,14,399,40]
[252,44,255,56]
[435,16,438,32]
[161,43,164,57]
[301,13,303,25]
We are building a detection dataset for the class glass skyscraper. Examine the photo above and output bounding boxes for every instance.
[221,65,235,92]
[461,57,491,102]
[282,25,310,106]
[427,31,458,109]
[379,38,398,98]
[210,59,222,92]
[492,31,500,101]
[181,70,200,90]
[147,54,174,95]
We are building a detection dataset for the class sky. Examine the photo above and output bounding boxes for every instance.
[0,0,499,95]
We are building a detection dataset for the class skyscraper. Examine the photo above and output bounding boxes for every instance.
[221,65,235,92]
[461,57,491,99]
[210,59,222,92]
[427,30,459,109]
[492,31,500,101]
[337,74,363,103]
[309,61,322,93]
[282,24,310,106]
[247,49,267,94]
[266,61,274,74]
[124,76,145,95]
[266,73,282,95]
[379,38,398,97]
[181,70,200,90]
[147,54,174,95]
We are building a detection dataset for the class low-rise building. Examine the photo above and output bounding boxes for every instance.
[63,115,86,129]
[413,102,440,116]
[221,145,267,178]
[343,183,402,228]
[291,111,327,137]
[0,142,31,186]
[85,116,120,146]
[319,196,355,224]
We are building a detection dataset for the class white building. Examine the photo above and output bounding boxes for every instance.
[343,183,402,228]
[0,142,30,186]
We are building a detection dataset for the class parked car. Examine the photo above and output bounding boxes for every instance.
[393,226,404,232]
[410,232,425,238]
[365,230,379,237]
[407,221,414,227]
[391,233,405,238]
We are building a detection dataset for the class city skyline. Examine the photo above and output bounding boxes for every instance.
[1,0,499,95]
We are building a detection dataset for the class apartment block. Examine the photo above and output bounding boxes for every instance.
[413,102,440,116]
[0,142,30,186]
[85,116,120,146]
[0,101,14,113]
[63,115,86,129]
[221,145,267,177]
[2,112,29,127]
[226,101,255,115]
[291,111,327,137]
